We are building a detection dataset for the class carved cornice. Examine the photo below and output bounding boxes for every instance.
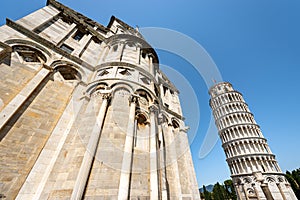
[47,0,108,40]
[107,16,143,38]
[222,137,267,148]
[226,153,276,162]
[6,18,94,71]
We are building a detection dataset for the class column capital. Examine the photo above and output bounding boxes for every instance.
[129,94,139,104]
[149,104,158,113]
[101,93,112,100]
[93,89,112,100]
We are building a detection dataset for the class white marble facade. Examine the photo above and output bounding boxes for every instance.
[0,0,200,199]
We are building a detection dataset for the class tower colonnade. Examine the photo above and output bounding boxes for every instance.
[209,82,298,200]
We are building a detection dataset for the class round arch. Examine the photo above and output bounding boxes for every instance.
[135,88,153,103]
[50,60,86,82]
[5,39,51,59]
[171,117,181,129]
[135,110,149,125]
[110,82,134,95]
[86,82,109,96]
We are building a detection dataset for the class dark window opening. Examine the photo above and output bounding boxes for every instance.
[140,77,150,85]
[172,120,180,129]
[136,113,147,130]
[60,44,74,54]
[56,66,81,81]
[98,70,109,76]
[59,13,73,25]
[261,165,266,172]
[13,46,46,63]
[137,114,147,125]
[22,53,39,62]
[163,86,168,95]
[141,52,146,59]
[73,30,85,41]
[119,68,131,76]
[113,45,118,52]
[93,37,102,44]
[127,42,134,48]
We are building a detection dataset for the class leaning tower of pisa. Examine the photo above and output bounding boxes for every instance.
[209,82,297,200]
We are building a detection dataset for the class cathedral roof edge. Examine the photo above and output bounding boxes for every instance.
[46,0,109,33]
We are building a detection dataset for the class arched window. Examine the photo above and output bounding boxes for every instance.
[136,113,147,128]
[228,94,233,101]
[172,119,180,129]
[94,83,108,91]
[55,65,81,81]
[13,45,46,63]
[136,89,152,105]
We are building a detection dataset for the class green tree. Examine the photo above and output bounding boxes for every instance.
[292,168,300,187]
[212,182,226,200]
[224,179,237,200]
[286,170,300,199]
[203,185,212,200]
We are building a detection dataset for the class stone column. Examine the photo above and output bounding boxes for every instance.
[276,183,287,200]
[234,161,240,174]
[16,83,85,200]
[118,95,138,200]
[287,184,298,200]
[180,126,200,199]
[71,91,111,200]
[149,104,159,200]
[0,66,50,131]
[149,54,155,76]
[245,159,251,173]
[242,184,250,200]
[118,42,125,61]
[99,45,109,62]
[57,23,77,46]
[136,46,141,64]
[261,183,274,200]
[167,124,182,199]
[158,115,168,200]
[234,183,243,200]
[266,160,273,172]
[252,183,261,200]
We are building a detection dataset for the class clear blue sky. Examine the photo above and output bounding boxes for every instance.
[1,0,300,187]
